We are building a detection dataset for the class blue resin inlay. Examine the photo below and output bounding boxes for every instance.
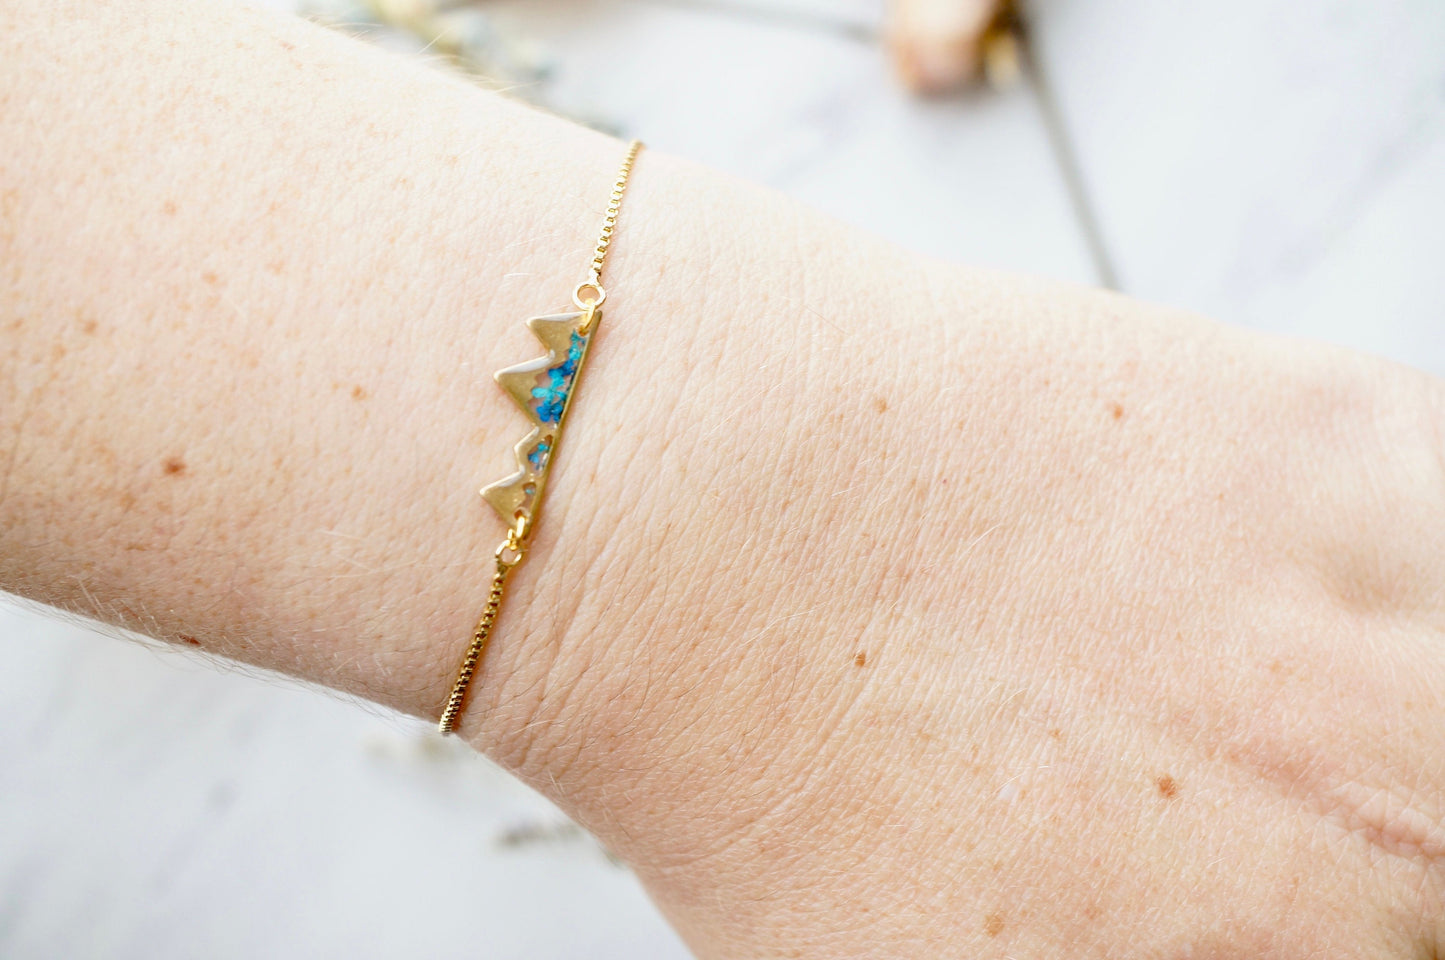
[527,440,551,470]
[531,331,586,424]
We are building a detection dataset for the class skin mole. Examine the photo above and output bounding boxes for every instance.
[854,651,867,667]
[1156,775,1179,799]
[984,912,1005,937]
[351,384,369,401]
[873,395,888,413]
[1110,401,1125,420]
[163,457,187,476]
[178,634,200,646]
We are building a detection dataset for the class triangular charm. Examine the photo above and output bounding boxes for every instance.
[480,309,599,527]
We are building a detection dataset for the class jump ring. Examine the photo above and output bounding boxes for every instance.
[572,281,606,310]
[495,540,524,568]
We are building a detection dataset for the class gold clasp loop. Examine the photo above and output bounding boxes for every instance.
[496,512,530,569]
[495,538,524,569]
[572,280,606,310]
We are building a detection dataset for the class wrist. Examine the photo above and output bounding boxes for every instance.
[461,161,943,865]
[449,150,818,762]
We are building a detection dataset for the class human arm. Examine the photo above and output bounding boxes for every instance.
[4,2,1444,956]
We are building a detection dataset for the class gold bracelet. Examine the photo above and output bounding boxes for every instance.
[437,139,644,735]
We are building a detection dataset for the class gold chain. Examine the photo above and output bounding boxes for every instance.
[437,558,511,733]
[573,139,643,317]
[439,139,644,736]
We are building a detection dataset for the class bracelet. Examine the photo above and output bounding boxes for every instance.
[437,139,644,735]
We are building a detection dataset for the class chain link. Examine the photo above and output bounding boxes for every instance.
[584,139,643,294]
[437,558,513,734]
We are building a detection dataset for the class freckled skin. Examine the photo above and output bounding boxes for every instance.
[2,5,1443,960]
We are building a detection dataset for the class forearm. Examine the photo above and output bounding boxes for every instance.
[0,0,812,743]
[11,4,1445,956]
[1,0,971,819]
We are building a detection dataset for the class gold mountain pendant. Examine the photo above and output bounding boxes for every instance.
[480,309,599,528]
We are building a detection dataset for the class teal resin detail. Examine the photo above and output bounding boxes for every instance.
[531,331,585,424]
[480,311,599,527]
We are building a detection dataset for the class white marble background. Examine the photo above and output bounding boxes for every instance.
[3,1,1443,956]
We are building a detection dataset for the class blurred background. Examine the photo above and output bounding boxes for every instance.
[2,0,1442,956]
